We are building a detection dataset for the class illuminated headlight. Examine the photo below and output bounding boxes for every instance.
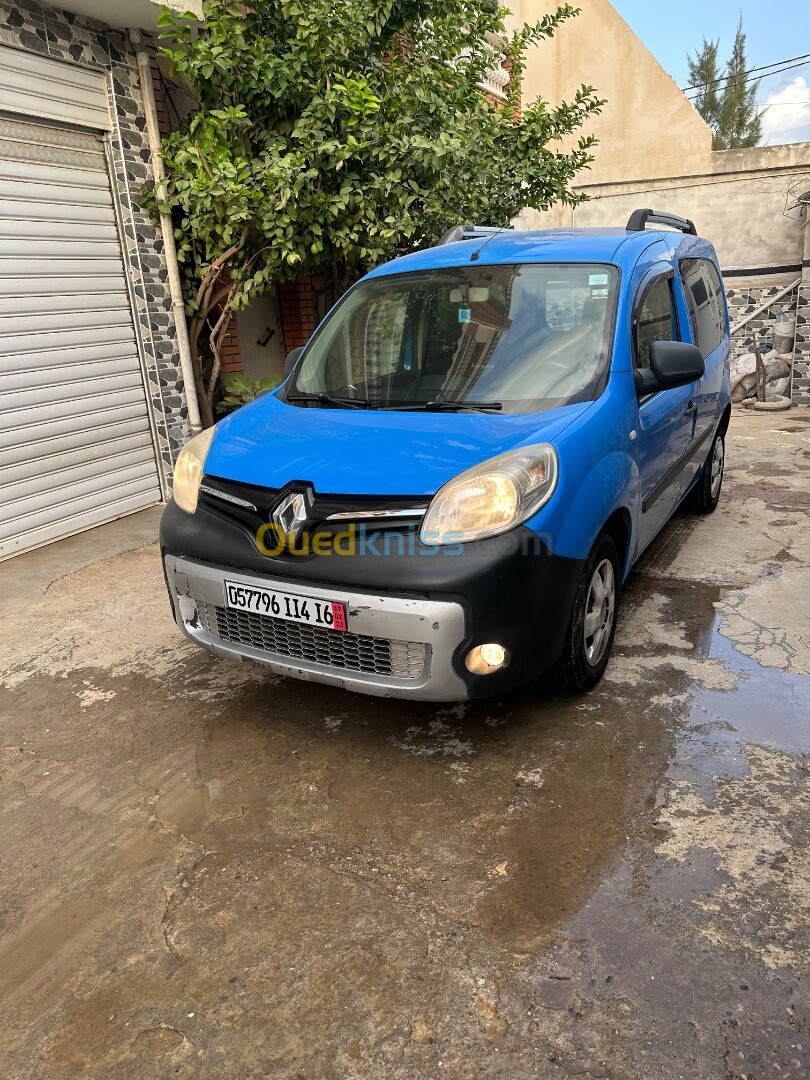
[172,427,216,515]
[420,443,558,545]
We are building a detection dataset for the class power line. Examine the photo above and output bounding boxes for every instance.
[686,58,810,99]
[681,50,810,92]
[685,58,810,101]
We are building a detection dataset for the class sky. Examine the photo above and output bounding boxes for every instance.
[611,0,810,144]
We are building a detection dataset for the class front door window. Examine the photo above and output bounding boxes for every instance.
[635,276,678,369]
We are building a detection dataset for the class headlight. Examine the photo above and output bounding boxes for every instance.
[173,427,216,514]
[420,443,558,545]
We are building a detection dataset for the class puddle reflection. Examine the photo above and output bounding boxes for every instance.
[131,563,810,956]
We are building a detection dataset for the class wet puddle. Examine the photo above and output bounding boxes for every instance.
[1,547,808,1077]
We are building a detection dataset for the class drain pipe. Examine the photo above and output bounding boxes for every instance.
[129,28,202,436]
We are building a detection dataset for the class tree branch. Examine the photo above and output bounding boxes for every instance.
[205,284,239,407]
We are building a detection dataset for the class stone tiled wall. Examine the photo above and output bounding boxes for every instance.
[0,0,189,485]
[725,282,800,364]
[725,279,810,405]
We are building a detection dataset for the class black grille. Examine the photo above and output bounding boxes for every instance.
[197,603,425,680]
[199,475,426,538]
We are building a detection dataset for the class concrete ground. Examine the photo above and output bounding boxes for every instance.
[0,410,808,1080]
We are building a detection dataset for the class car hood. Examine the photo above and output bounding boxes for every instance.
[204,394,589,497]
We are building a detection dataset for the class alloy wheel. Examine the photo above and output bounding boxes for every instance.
[710,435,725,499]
[584,558,616,666]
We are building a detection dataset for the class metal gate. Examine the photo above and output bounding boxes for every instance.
[0,48,162,560]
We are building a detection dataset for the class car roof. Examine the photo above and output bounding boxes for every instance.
[365,228,718,279]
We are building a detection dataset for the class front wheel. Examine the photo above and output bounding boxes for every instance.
[691,428,725,513]
[558,533,620,692]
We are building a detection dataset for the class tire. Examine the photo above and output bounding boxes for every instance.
[558,533,620,692]
[691,428,725,513]
[742,395,791,412]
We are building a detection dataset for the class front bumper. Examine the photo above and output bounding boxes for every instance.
[165,553,469,701]
[161,498,584,701]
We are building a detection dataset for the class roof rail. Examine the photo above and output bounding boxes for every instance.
[437,224,510,246]
[626,208,697,236]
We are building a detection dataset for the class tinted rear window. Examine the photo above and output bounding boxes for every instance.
[680,259,726,357]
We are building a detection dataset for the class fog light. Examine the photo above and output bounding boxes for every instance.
[465,643,508,675]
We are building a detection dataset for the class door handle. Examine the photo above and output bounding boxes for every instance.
[685,400,697,415]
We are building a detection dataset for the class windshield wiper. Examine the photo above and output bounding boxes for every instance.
[287,392,371,410]
[381,400,503,413]
[287,392,501,413]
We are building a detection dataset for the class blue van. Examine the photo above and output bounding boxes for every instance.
[161,210,731,701]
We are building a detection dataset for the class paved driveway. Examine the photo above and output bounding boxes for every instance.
[1,410,808,1079]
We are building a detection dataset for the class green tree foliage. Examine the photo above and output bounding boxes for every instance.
[687,37,721,138]
[216,373,280,415]
[148,1,604,425]
[687,18,763,152]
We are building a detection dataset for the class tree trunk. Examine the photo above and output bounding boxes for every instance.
[189,332,214,429]
[186,227,251,428]
[205,295,236,420]
[330,261,341,307]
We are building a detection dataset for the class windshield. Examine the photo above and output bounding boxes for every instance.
[288,263,618,413]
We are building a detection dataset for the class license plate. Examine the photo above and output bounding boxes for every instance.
[224,579,348,632]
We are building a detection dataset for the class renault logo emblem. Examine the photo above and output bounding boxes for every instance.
[271,489,311,543]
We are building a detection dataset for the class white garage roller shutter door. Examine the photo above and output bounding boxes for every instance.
[0,114,163,560]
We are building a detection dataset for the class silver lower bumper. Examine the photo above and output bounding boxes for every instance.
[164,555,469,701]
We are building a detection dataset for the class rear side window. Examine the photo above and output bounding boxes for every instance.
[635,276,677,368]
[680,259,726,356]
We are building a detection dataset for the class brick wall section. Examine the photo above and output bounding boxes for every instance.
[219,312,243,375]
[279,277,319,350]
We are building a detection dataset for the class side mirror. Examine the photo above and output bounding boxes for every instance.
[635,340,705,395]
[283,346,304,377]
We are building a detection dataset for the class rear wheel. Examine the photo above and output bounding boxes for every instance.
[691,428,725,513]
[559,533,620,692]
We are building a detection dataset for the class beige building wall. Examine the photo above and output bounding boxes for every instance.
[556,143,810,285]
[506,0,713,217]
[504,2,810,404]
[505,0,810,284]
